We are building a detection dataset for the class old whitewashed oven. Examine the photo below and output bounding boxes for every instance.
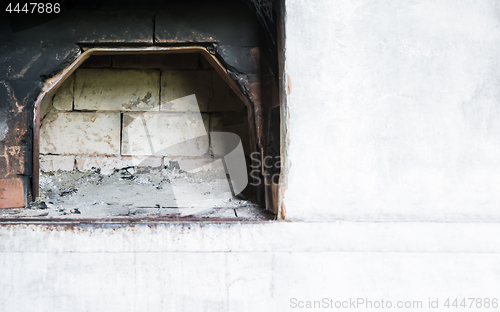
[2,0,500,311]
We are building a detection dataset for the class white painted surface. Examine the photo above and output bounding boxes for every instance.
[1,222,500,312]
[4,1,500,311]
[282,0,500,221]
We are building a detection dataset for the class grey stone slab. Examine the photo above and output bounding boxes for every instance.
[74,68,160,112]
[160,71,212,112]
[122,112,209,157]
[52,73,74,111]
[40,112,121,156]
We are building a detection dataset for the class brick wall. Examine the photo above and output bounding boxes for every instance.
[39,53,250,175]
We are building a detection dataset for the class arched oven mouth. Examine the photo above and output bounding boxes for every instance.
[24,45,279,221]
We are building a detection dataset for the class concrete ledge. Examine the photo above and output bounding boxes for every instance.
[0,244,498,312]
[1,221,500,254]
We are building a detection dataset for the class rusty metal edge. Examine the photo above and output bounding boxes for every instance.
[276,0,288,220]
[0,217,276,227]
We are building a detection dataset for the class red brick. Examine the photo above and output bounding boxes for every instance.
[5,146,26,176]
[0,178,25,208]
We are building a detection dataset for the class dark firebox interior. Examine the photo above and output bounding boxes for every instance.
[0,0,281,220]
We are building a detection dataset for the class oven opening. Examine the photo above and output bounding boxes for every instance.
[31,50,276,221]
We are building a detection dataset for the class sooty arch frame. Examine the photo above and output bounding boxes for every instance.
[32,46,266,213]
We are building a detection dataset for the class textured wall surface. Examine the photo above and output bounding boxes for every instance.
[1,222,500,311]
[2,1,500,311]
[283,0,500,222]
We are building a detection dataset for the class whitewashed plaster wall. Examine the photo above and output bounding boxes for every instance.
[1,222,500,311]
[283,0,500,222]
[2,1,500,311]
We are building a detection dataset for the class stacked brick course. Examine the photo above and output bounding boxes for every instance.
[39,53,250,175]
